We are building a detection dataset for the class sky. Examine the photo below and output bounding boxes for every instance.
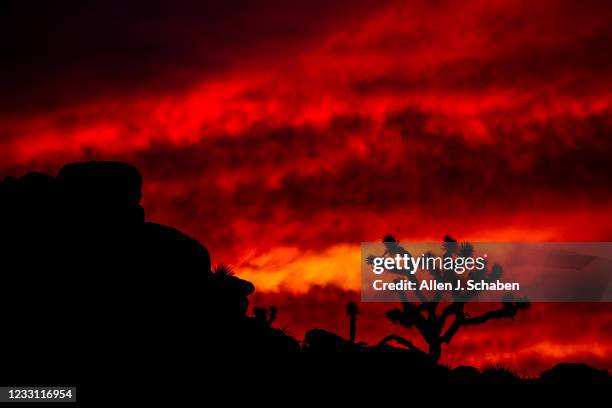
[1,0,612,374]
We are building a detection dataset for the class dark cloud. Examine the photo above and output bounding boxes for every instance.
[95,107,610,259]
[0,0,388,116]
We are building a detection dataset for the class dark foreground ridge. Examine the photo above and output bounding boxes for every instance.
[0,161,609,401]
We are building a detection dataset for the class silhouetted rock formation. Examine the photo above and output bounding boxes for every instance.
[305,328,360,352]
[541,363,611,388]
[0,161,294,390]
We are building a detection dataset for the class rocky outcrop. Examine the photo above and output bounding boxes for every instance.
[0,161,242,383]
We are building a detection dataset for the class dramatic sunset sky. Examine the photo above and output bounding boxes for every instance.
[2,0,611,374]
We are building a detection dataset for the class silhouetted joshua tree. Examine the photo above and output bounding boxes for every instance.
[345,302,359,343]
[370,235,529,363]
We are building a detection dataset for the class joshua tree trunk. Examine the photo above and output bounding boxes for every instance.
[349,315,356,343]
[345,302,359,344]
[427,340,442,364]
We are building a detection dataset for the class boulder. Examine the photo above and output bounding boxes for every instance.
[541,362,610,385]
[57,161,144,226]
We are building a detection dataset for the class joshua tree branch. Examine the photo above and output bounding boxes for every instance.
[439,302,462,320]
[440,314,463,344]
[440,303,524,344]
[462,303,523,326]
[432,289,443,303]
[402,301,430,324]
[438,302,464,332]
[377,334,424,354]
[395,276,428,303]
[410,275,430,303]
